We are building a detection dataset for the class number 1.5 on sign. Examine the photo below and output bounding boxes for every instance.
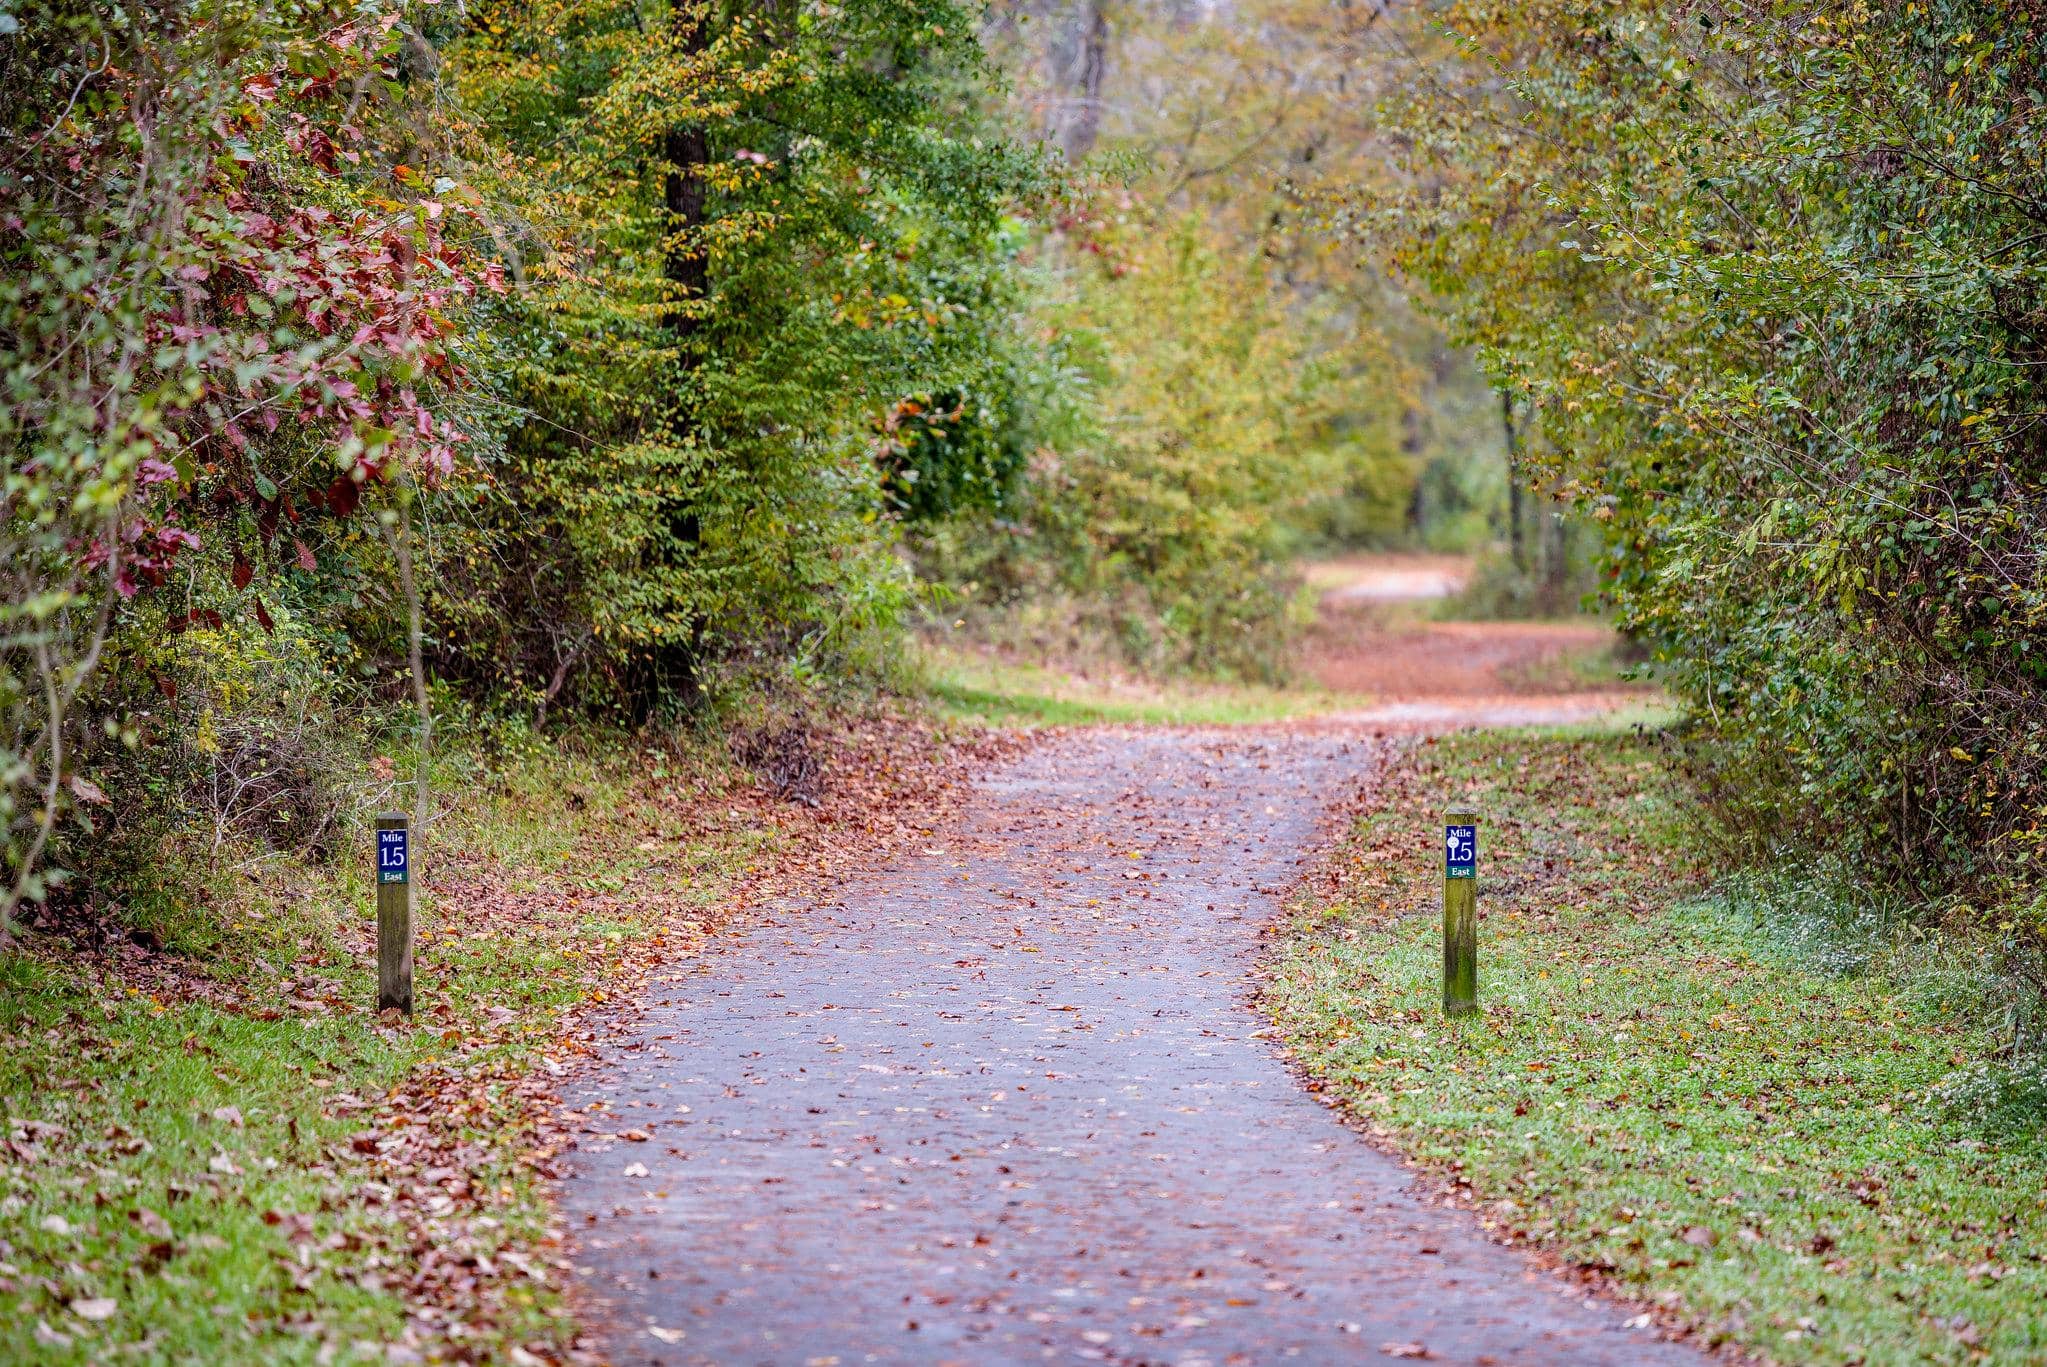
[1445,823,1476,879]
[378,828,408,885]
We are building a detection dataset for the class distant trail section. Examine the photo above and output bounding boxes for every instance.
[1311,552,1471,604]
[1300,553,1655,727]
[560,729,1701,1366]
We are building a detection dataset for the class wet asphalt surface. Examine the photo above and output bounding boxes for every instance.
[560,729,1701,1366]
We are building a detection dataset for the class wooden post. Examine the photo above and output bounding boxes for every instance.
[1443,806,1479,1017]
[375,812,414,1015]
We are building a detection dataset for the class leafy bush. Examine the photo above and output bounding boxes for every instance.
[2,1,488,927]
[437,0,1045,713]
[107,607,370,860]
[1369,3,2047,908]
[924,213,1389,679]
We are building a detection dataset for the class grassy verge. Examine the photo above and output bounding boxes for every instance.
[1264,728,2047,1365]
[1493,639,1642,694]
[0,727,785,1364]
[917,637,1368,726]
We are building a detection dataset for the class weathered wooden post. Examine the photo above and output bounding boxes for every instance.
[1443,806,1478,1017]
[376,812,414,1015]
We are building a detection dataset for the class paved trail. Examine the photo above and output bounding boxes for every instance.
[561,729,1699,1366]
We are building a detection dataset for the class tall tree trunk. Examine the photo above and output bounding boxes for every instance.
[1543,501,1568,609]
[1501,391,1527,573]
[1061,0,1108,160]
[663,25,709,346]
[653,3,712,710]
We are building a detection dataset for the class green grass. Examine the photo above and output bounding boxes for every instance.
[1265,730,2047,1365]
[917,638,1368,727]
[0,733,767,1364]
[1,958,428,1360]
[1494,639,1643,693]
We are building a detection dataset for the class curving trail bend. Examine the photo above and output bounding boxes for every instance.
[560,728,1700,1367]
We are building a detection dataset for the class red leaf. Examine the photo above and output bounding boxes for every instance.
[294,538,317,573]
[325,476,360,517]
[232,556,253,590]
[253,599,275,634]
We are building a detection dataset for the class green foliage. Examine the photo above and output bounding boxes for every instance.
[89,605,371,910]
[2,0,1044,910]
[438,0,1046,709]
[1367,3,2047,903]
[924,213,1382,679]
[1,0,489,923]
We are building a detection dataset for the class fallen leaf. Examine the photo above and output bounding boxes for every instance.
[70,1298,117,1322]
[622,1162,649,1179]
[132,1207,172,1238]
[1680,1225,1717,1248]
[1380,1344,1431,1360]
[648,1326,686,1343]
[39,1214,73,1236]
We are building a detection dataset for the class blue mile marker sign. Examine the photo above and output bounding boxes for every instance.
[1445,823,1477,880]
[378,827,409,885]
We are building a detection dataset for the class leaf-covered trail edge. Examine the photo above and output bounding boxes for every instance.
[1262,730,2047,1366]
[383,713,1039,1363]
[0,708,1030,1366]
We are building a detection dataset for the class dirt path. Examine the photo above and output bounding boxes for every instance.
[1296,554,1653,731]
[560,729,1698,1365]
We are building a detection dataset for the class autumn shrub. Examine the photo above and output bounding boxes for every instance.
[433,0,1046,715]
[922,214,1378,680]
[3,0,1067,922]
[1366,3,2047,918]
[110,608,371,859]
[2,1,497,927]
